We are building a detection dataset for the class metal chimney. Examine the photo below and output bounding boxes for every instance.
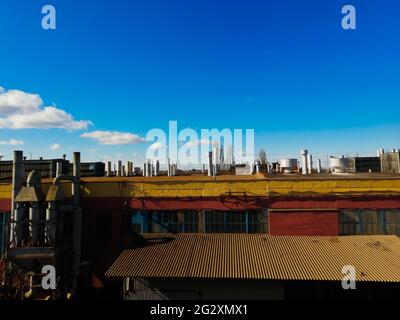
[307,154,313,174]
[125,161,130,176]
[213,147,218,175]
[147,160,151,177]
[72,152,81,206]
[56,161,63,177]
[117,161,122,177]
[106,161,112,176]
[208,151,213,177]
[300,149,308,175]
[11,151,24,246]
[255,161,260,173]
[72,152,82,294]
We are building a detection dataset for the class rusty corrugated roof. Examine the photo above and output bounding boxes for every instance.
[105,234,400,282]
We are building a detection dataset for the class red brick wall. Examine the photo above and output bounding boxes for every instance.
[269,211,339,236]
[0,199,11,211]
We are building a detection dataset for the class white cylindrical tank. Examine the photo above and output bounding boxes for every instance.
[249,162,254,174]
[329,156,345,173]
[307,154,313,174]
[377,149,385,156]
[300,149,308,174]
[279,159,297,174]
[213,147,218,175]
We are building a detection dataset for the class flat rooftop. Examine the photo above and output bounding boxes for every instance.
[77,172,400,183]
[1,172,400,184]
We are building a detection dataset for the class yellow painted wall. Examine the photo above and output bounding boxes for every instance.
[1,176,400,200]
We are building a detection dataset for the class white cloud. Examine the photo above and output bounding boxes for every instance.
[149,142,163,150]
[0,86,92,130]
[50,143,61,150]
[0,139,24,145]
[81,131,146,145]
[0,86,42,114]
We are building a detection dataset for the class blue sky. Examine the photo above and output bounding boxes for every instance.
[0,0,399,164]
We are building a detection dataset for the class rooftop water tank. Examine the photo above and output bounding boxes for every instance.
[279,158,297,174]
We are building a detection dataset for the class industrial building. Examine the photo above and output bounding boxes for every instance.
[0,157,105,178]
[1,149,400,300]
[106,234,400,300]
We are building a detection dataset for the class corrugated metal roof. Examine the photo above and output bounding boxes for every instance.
[105,234,400,282]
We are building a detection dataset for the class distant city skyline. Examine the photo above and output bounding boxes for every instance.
[0,0,399,165]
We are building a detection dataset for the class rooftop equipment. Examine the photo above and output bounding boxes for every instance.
[279,159,297,174]
[300,150,308,175]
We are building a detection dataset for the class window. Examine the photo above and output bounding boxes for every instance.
[205,212,226,233]
[339,210,400,236]
[248,211,268,233]
[363,210,384,234]
[131,211,148,233]
[183,212,199,233]
[96,212,112,241]
[384,210,400,235]
[129,210,268,234]
[227,212,247,233]
[204,211,267,233]
[130,211,200,234]
[157,212,182,233]
[339,210,359,235]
